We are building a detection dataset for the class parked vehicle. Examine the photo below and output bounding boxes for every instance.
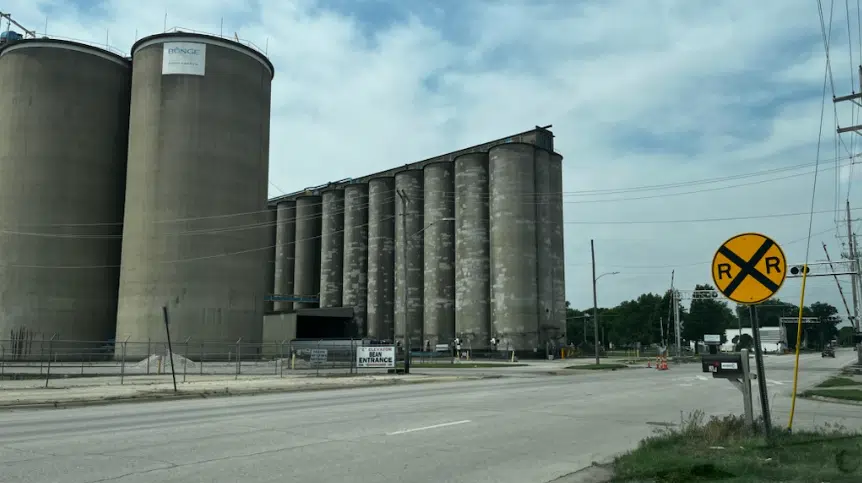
[822,345,836,358]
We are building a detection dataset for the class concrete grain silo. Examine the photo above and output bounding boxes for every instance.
[342,184,369,337]
[534,149,555,347]
[264,207,277,313]
[274,200,296,311]
[293,195,322,309]
[549,153,567,336]
[394,170,424,347]
[422,162,456,349]
[0,39,131,349]
[115,32,273,356]
[319,189,345,308]
[489,143,539,352]
[366,177,396,339]
[454,153,491,350]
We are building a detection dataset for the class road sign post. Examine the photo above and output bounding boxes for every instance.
[711,232,786,436]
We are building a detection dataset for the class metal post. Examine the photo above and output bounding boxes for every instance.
[200,342,204,375]
[235,338,242,379]
[740,349,754,428]
[120,336,129,384]
[398,189,411,374]
[162,305,178,393]
[590,239,600,365]
[44,334,56,388]
[183,337,190,383]
[673,293,682,358]
[147,338,151,375]
[749,306,771,436]
[280,339,286,377]
[847,200,860,331]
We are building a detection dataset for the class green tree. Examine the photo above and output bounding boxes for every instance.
[685,284,735,343]
[838,326,857,345]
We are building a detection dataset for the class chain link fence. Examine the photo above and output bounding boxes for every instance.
[0,337,401,385]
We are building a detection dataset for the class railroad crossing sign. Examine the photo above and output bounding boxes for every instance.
[711,232,787,304]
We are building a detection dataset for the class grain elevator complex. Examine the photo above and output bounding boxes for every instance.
[0,25,566,359]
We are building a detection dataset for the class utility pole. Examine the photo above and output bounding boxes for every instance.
[847,200,860,332]
[822,242,854,325]
[590,239,600,365]
[396,189,411,374]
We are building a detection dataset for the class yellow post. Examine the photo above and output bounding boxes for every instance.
[787,265,810,431]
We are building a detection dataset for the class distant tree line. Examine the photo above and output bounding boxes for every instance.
[566,283,844,351]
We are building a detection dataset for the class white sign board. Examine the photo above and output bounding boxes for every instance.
[356,346,395,368]
[310,349,327,364]
[704,334,721,343]
[435,344,449,352]
[162,42,206,76]
[720,362,738,370]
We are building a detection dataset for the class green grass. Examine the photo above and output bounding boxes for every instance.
[612,411,862,482]
[816,377,862,388]
[399,362,527,369]
[565,363,628,370]
[801,388,862,402]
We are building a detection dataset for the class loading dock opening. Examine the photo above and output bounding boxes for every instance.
[295,307,356,339]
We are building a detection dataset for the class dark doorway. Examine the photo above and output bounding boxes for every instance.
[295,307,355,339]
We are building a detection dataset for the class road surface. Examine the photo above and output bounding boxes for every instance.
[1,351,858,483]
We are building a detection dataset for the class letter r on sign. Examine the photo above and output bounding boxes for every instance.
[717,263,732,280]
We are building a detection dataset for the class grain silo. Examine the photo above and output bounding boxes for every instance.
[293,195,322,309]
[273,200,297,311]
[489,143,539,352]
[319,189,345,308]
[549,153,567,336]
[0,39,131,352]
[394,170,424,347]
[534,149,555,346]
[366,177,395,339]
[342,183,369,336]
[423,162,456,348]
[115,33,273,357]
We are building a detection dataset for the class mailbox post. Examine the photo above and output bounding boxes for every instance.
[702,349,754,428]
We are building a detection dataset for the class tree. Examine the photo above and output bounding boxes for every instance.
[685,284,735,343]
[838,326,857,345]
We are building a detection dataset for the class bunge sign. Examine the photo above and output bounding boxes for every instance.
[711,232,787,304]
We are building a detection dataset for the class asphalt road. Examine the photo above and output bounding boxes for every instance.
[1,351,858,483]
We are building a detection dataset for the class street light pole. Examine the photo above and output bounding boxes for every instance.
[591,239,600,365]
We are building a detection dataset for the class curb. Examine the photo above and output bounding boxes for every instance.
[549,459,616,483]
[0,375,486,411]
[799,394,862,407]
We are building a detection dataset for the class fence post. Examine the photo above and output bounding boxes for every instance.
[279,339,286,377]
[120,336,129,384]
[350,337,354,375]
[147,338,151,375]
[183,337,190,383]
[200,341,204,376]
[45,334,56,388]
[1,346,4,379]
[235,338,242,379]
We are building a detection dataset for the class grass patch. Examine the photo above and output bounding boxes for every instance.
[817,377,862,388]
[800,388,862,402]
[613,411,862,482]
[565,363,628,370]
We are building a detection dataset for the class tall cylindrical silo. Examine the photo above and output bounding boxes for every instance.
[549,153,567,338]
[534,148,555,349]
[454,153,491,351]
[274,200,296,311]
[342,184,369,337]
[423,162,456,349]
[319,189,345,308]
[294,195,322,309]
[264,207,277,313]
[367,177,395,339]
[394,170,424,347]
[489,143,539,353]
[116,33,273,356]
[0,39,131,351]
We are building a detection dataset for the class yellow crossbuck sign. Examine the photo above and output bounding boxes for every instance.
[711,232,787,304]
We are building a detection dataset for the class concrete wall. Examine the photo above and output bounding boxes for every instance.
[342,184,369,337]
[0,40,130,346]
[294,196,321,309]
[367,177,395,339]
[264,207,277,313]
[274,201,296,311]
[489,143,539,352]
[262,312,297,357]
[116,33,272,357]
[394,170,424,347]
[423,162,456,348]
[454,153,491,350]
[319,189,345,308]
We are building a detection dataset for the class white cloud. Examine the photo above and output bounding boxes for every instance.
[4,0,862,319]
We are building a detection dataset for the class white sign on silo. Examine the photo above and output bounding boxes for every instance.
[162,42,206,76]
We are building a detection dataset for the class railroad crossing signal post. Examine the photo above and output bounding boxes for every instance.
[712,232,788,437]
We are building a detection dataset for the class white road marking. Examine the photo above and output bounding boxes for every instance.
[767,380,785,386]
[387,420,472,436]
[695,375,710,381]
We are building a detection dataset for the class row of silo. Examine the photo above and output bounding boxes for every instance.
[0,32,274,357]
[270,142,566,352]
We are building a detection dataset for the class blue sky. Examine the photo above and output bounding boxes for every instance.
[6,0,862,320]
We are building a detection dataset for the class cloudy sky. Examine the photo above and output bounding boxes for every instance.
[6,0,862,320]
